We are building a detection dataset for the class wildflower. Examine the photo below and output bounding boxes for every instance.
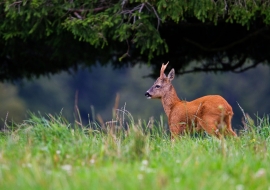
[61,164,72,174]
[236,184,244,190]
[253,168,266,178]
[90,158,95,165]
[22,163,32,168]
[140,160,148,171]
[142,160,148,166]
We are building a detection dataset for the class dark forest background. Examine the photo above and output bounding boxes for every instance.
[1,63,269,130]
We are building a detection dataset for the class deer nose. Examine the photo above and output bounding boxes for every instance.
[145,92,152,98]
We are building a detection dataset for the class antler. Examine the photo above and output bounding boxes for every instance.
[160,61,169,78]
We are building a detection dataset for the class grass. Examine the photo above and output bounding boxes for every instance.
[0,110,270,190]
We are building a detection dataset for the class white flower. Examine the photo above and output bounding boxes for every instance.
[22,163,32,168]
[90,159,95,164]
[61,165,72,173]
[253,168,266,178]
[142,160,148,166]
[236,184,244,190]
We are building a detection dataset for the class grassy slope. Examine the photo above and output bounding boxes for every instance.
[0,113,270,190]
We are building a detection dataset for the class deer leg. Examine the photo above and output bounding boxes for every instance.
[223,115,237,137]
[198,119,221,138]
[169,123,186,140]
[194,124,204,136]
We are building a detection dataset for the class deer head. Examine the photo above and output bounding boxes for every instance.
[145,62,175,99]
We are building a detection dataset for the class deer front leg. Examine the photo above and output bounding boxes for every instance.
[169,123,187,140]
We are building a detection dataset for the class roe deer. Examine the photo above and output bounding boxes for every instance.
[145,62,237,139]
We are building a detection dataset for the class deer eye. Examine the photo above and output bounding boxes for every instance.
[155,85,161,89]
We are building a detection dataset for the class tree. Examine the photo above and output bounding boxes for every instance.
[1,0,270,81]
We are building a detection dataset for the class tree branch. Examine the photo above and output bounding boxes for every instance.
[176,56,262,75]
[146,2,161,30]
[8,1,22,7]
[232,61,261,73]
[67,6,109,13]
[184,27,268,52]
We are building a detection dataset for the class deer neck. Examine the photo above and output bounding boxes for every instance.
[161,86,181,117]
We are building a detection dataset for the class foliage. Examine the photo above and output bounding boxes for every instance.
[0,112,270,189]
[1,0,270,81]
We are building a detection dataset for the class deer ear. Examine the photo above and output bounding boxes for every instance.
[168,69,175,81]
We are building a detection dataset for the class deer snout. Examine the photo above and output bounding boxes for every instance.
[145,91,152,99]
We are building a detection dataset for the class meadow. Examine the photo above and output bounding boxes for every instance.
[0,109,270,190]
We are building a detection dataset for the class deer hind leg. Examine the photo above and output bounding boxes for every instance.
[223,115,237,137]
[199,115,237,138]
[197,118,221,138]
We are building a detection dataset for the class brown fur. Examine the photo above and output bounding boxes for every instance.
[145,63,237,139]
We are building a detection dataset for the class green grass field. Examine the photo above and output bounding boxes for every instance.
[0,111,270,190]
